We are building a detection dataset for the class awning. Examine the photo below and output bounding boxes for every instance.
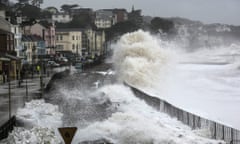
[0,57,10,61]
[5,54,20,61]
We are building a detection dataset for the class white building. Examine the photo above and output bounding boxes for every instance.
[11,24,23,57]
[52,13,72,23]
[94,10,117,29]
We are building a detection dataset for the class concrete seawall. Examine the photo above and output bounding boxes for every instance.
[128,84,240,144]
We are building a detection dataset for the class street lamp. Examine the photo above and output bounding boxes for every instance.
[8,61,11,119]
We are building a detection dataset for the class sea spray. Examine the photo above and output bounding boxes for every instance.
[113,30,175,89]
[73,84,224,144]
[1,100,63,144]
[16,100,63,128]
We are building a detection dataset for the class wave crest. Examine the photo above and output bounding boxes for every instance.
[113,30,174,87]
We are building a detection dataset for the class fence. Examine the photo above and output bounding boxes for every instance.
[130,86,240,144]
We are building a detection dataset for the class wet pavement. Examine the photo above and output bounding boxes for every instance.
[0,77,46,126]
[0,67,70,126]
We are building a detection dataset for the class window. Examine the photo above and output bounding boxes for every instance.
[60,35,63,40]
[72,44,75,50]
[72,35,75,40]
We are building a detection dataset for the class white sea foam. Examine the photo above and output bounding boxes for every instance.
[3,127,61,144]
[73,84,224,144]
[113,30,176,89]
[16,100,63,128]
[112,30,240,132]
[1,100,63,144]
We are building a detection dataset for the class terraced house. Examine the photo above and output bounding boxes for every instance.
[0,10,21,83]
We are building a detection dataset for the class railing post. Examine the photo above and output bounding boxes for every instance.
[214,122,217,139]
[231,128,234,144]
[222,125,225,140]
[40,75,43,98]
[193,115,196,129]
[26,79,28,101]
[187,112,190,126]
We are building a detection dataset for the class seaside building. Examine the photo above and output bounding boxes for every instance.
[0,12,20,82]
[94,10,117,29]
[55,28,82,56]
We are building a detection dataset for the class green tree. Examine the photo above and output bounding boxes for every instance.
[150,17,174,33]
[44,6,58,14]
[105,21,140,40]
[60,4,79,12]
[55,13,93,28]
[18,0,29,3]
[17,4,41,19]
[40,10,52,19]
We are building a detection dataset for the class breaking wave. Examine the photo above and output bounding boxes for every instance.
[113,30,176,88]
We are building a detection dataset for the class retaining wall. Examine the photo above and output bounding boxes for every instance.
[130,86,240,144]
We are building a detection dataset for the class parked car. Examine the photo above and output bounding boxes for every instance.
[47,61,60,67]
[74,62,82,72]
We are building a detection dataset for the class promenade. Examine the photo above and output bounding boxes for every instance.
[0,67,69,127]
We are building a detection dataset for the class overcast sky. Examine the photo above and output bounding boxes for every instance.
[30,0,240,25]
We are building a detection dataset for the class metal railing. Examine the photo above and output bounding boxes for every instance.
[130,86,240,144]
[0,68,58,141]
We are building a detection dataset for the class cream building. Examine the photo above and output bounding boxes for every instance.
[95,30,106,56]
[83,28,106,59]
[55,28,82,56]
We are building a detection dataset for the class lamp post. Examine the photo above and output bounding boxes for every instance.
[8,62,11,119]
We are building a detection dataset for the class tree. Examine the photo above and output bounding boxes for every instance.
[150,17,174,33]
[44,6,58,14]
[17,0,29,4]
[60,4,79,13]
[55,13,93,29]
[105,21,140,40]
[17,4,41,19]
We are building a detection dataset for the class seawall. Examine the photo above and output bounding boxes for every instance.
[128,84,240,144]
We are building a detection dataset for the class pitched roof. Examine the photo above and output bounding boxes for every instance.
[39,21,53,28]
[22,34,44,42]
